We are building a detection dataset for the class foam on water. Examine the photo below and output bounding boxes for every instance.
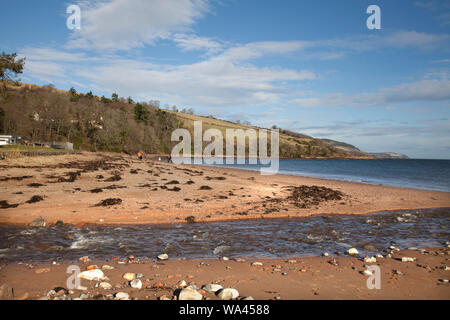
[0,208,448,263]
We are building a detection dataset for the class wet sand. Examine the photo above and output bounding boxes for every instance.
[0,247,449,300]
[0,152,449,226]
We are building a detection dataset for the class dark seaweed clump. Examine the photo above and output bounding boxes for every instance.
[287,185,344,208]
[0,200,19,209]
[94,198,122,207]
[26,195,44,204]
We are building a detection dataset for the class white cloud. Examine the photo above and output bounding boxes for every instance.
[68,0,209,51]
[289,79,450,108]
[172,33,223,54]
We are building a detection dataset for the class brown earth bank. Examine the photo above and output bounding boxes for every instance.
[0,152,449,226]
[0,247,449,300]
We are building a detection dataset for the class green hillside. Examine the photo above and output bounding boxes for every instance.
[0,82,403,159]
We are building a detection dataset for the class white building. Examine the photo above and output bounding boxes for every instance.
[0,135,20,146]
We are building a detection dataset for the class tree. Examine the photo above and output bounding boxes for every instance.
[86,91,94,99]
[69,87,79,102]
[100,95,111,104]
[0,52,25,90]
[127,96,134,104]
[134,103,149,123]
[112,92,119,102]
[0,107,4,133]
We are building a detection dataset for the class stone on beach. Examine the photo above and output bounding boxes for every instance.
[99,282,112,290]
[364,256,377,263]
[122,273,136,281]
[346,248,359,255]
[79,256,91,263]
[178,280,187,288]
[78,269,105,281]
[157,254,168,261]
[217,288,239,300]
[201,284,223,293]
[101,265,115,270]
[115,292,130,300]
[29,216,47,227]
[401,257,416,262]
[178,287,203,300]
[130,279,142,289]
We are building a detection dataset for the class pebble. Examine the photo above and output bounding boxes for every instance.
[130,279,142,289]
[29,216,48,227]
[78,269,105,281]
[78,256,91,264]
[136,273,144,279]
[282,272,288,276]
[401,257,416,262]
[187,284,199,290]
[101,265,115,270]
[157,254,168,261]
[393,270,403,275]
[178,288,203,300]
[221,257,229,261]
[35,268,51,274]
[115,292,130,300]
[439,279,449,283]
[361,270,373,276]
[123,273,136,281]
[441,266,450,271]
[346,248,359,255]
[251,262,263,266]
[322,252,329,257]
[242,296,254,300]
[364,256,377,263]
[217,288,239,300]
[178,280,187,288]
[99,282,112,290]
[202,284,223,293]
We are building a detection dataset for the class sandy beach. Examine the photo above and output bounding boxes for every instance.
[1,152,449,301]
[0,152,449,226]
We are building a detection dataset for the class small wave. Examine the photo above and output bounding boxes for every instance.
[70,234,115,250]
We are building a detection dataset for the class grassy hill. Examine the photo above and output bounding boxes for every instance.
[0,82,405,159]
[168,111,375,159]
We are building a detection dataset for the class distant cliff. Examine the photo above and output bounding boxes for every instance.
[320,139,408,159]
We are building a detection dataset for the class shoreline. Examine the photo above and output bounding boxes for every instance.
[0,206,448,227]
[0,152,449,226]
[1,247,449,300]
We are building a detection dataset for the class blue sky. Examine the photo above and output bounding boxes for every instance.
[1,0,449,158]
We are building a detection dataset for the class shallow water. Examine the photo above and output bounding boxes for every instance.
[190,158,450,192]
[0,208,448,264]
